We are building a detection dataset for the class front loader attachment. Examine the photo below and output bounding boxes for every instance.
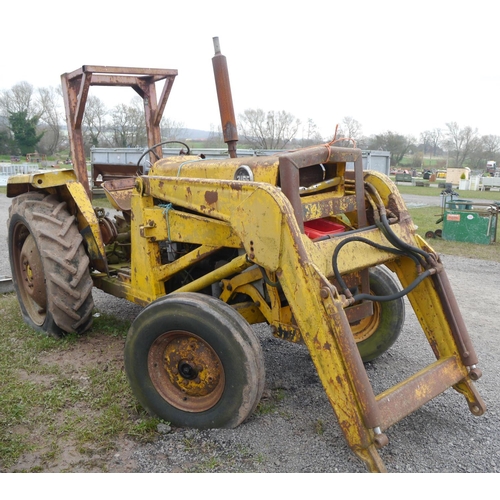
[94,143,486,472]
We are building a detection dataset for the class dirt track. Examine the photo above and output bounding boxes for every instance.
[1,192,499,473]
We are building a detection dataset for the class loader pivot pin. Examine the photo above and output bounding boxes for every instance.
[373,427,389,448]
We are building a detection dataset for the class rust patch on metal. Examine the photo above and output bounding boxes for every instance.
[148,330,225,412]
[205,190,218,205]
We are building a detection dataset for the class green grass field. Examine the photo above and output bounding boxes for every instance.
[394,183,500,201]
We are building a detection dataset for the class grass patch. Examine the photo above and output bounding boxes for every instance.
[395,183,500,201]
[255,388,287,416]
[314,419,325,435]
[0,295,161,472]
[92,194,113,210]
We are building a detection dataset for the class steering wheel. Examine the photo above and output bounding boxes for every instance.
[136,140,192,169]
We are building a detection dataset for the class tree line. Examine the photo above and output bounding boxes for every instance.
[1,80,499,172]
[0,82,186,157]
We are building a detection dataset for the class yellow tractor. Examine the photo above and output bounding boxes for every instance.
[6,39,485,472]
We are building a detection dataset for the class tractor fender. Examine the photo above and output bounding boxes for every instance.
[7,169,108,273]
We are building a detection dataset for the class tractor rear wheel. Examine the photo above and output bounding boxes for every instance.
[124,293,265,429]
[8,192,94,337]
[350,266,405,362]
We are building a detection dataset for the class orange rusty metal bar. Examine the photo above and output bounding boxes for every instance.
[376,356,466,431]
[61,71,91,196]
[154,76,176,128]
[82,65,177,79]
[212,37,239,158]
[432,266,479,366]
[61,66,178,199]
[278,146,362,231]
[135,78,163,160]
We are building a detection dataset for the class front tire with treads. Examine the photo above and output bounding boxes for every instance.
[8,192,94,337]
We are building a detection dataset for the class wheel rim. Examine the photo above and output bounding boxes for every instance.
[148,330,225,412]
[350,301,381,343]
[13,226,47,326]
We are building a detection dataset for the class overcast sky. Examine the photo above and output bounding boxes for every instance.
[2,0,498,141]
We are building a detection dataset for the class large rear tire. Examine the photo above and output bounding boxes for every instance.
[124,293,265,429]
[8,192,94,337]
[350,266,405,362]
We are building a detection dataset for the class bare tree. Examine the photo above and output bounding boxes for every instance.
[420,130,432,156]
[368,131,415,166]
[466,134,500,170]
[297,118,323,147]
[429,128,443,159]
[83,95,108,151]
[0,81,39,117]
[326,116,362,147]
[238,109,300,149]
[420,128,442,166]
[37,86,62,155]
[110,97,146,147]
[160,117,186,141]
[445,122,480,168]
[481,134,500,158]
[342,116,362,141]
[205,124,225,148]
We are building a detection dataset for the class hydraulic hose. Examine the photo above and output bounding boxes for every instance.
[331,236,425,302]
[331,181,437,304]
[363,181,432,265]
[378,212,431,264]
[352,269,433,302]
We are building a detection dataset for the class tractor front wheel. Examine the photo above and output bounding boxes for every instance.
[124,293,265,429]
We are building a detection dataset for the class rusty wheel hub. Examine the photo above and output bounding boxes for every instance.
[148,330,225,412]
[19,234,46,307]
[351,300,381,343]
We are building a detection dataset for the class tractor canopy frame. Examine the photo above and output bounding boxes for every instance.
[61,65,178,198]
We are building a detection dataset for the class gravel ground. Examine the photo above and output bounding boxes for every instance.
[1,192,499,473]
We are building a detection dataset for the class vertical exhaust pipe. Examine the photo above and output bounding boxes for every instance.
[212,37,238,158]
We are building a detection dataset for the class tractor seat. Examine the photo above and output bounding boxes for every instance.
[101,177,135,212]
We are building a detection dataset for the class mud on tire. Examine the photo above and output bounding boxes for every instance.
[8,192,94,337]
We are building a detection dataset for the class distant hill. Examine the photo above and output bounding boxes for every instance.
[182,129,212,141]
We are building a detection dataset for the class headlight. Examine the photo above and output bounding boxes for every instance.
[234,165,253,182]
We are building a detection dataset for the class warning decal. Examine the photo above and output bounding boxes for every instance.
[446,214,461,222]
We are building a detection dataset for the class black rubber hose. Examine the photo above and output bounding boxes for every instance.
[136,140,192,169]
[259,266,279,287]
[352,269,432,303]
[363,181,432,265]
[331,236,423,299]
[379,212,432,264]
